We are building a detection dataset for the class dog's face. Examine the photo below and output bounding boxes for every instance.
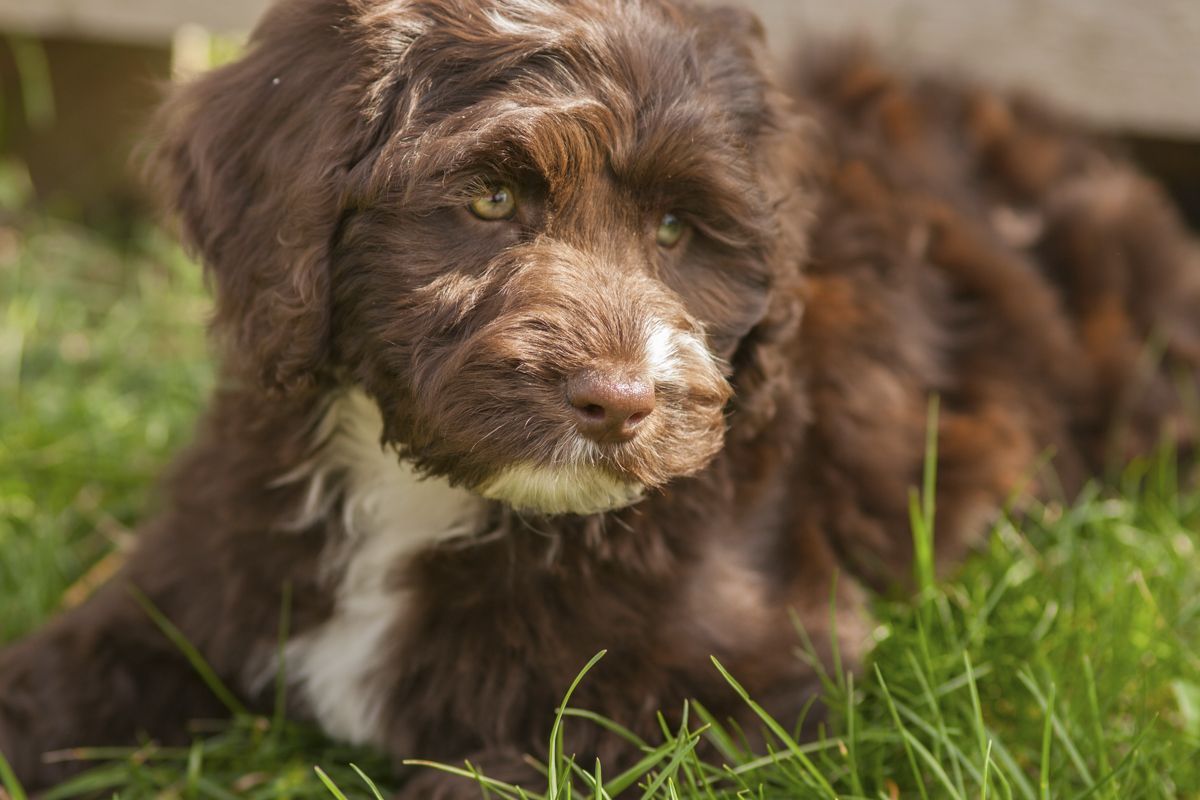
[151,0,803,515]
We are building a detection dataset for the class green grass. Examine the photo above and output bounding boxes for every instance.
[0,159,211,644]
[2,158,1199,798]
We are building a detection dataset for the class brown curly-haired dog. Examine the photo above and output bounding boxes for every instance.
[1,0,1197,796]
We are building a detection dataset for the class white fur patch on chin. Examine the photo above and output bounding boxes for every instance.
[479,463,644,515]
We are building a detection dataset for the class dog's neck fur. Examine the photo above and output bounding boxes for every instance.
[269,388,491,744]
[251,383,753,747]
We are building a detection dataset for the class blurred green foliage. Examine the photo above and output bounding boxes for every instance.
[0,156,212,641]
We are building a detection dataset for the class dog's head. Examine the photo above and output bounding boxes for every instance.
[150,0,808,515]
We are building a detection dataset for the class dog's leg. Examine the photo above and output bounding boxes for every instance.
[0,515,321,791]
[0,578,233,789]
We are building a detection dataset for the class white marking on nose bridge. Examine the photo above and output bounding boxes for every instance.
[644,321,681,382]
[643,320,713,385]
[259,389,489,747]
[676,329,712,361]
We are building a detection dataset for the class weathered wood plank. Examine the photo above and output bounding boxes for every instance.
[0,0,1197,134]
[0,0,268,45]
[760,0,1200,136]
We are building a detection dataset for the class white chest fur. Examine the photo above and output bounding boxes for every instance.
[271,389,489,745]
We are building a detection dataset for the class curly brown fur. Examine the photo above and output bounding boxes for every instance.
[1,3,1197,797]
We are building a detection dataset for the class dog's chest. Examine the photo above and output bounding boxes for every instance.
[270,390,490,745]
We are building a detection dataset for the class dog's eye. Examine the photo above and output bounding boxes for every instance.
[469,186,517,221]
[656,212,686,248]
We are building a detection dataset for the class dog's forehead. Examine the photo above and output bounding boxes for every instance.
[387,0,745,126]
[369,0,765,197]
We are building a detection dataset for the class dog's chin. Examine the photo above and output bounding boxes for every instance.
[477,463,645,516]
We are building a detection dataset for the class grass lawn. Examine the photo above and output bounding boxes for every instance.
[1,157,1199,799]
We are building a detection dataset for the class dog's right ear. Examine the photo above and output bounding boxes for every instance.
[146,0,401,390]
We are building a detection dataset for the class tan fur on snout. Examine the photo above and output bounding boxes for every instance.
[419,243,734,513]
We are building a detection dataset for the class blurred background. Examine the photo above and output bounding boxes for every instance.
[0,0,1198,636]
[1,0,1199,229]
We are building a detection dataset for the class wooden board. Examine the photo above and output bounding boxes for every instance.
[0,0,1198,135]
[759,0,1200,137]
[0,0,267,45]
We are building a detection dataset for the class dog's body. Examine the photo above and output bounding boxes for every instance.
[2,0,1198,796]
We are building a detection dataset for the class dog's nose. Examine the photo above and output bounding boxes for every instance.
[566,369,655,444]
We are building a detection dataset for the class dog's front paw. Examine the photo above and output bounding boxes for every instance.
[0,693,39,792]
[0,638,92,793]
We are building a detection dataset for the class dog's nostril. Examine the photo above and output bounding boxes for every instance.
[566,369,655,444]
[582,403,606,419]
[626,410,649,426]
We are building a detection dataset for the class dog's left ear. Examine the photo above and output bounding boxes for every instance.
[692,5,776,138]
[697,5,813,437]
[145,0,397,390]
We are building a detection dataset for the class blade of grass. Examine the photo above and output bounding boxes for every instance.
[0,747,28,800]
[185,739,203,798]
[904,650,966,797]
[350,763,386,800]
[844,670,865,798]
[601,738,687,796]
[964,652,988,764]
[272,581,293,736]
[1079,655,1112,791]
[1068,718,1156,800]
[313,766,350,800]
[400,761,530,800]
[189,775,240,800]
[909,394,941,597]
[636,705,708,799]
[548,650,606,797]
[874,664,931,800]
[690,702,746,765]
[1038,681,1054,800]
[559,708,650,751]
[982,740,993,800]
[637,733,702,800]
[893,701,984,786]
[710,656,837,798]
[40,765,134,800]
[127,584,248,717]
[1018,671,1091,786]
[981,727,1036,800]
